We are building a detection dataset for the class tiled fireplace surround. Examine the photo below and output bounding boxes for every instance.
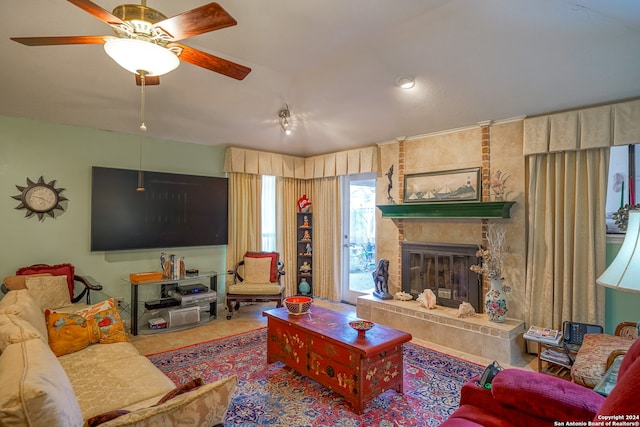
[358,124,528,366]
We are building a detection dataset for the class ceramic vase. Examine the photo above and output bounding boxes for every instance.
[484,278,508,323]
[299,278,311,295]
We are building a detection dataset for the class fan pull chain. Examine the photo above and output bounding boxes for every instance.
[138,70,147,132]
[137,69,147,192]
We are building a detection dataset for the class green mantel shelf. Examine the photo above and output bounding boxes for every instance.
[377,201,516,219]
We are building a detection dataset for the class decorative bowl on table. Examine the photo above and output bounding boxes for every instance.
[284,296,313,315]
[349,320,375,336]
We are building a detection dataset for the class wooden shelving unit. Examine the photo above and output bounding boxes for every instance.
[296,212,313,296]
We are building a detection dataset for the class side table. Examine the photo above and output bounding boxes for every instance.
[535,341,579,379]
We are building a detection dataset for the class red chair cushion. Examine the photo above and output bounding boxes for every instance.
[16,263,75,300]
[244,252,278,283]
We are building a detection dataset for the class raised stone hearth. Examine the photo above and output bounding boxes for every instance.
[356,295,527,366]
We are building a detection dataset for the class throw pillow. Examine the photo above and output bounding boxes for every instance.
[86,409,131,427]
[0,313,43,353]
[0,338,84,427]
[2,273,52,291]
[45,311,98,356]
[88,376,237,427]
[0,290,48,341]
[243,256,273,283]
[45,298,129,356]
[16,263,75,300]
[156,378,204,405]
[245,252,278,282]
[25,275,71,311]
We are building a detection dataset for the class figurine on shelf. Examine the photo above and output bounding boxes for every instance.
[299,261,311,274]
[303,215,309,227]
[305,242,312,255]
[297,194,311,212]
[302,230,311,241]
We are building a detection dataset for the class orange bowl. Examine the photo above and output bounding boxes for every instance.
[284,296,313,314]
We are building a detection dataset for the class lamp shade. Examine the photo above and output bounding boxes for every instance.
[104,38,179,76]
[597,211,640,292]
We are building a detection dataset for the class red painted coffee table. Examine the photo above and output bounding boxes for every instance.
[263,305,412,413]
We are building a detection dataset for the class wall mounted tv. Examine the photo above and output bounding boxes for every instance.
[91,166,228,251]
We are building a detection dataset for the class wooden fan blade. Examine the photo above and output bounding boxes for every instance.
[67,0,126,26]
[171,43,251,80]
[155,2,237,42]
[135,75,160,86]
[10,35,107,46]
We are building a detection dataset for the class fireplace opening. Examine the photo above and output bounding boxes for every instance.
[401,242,482,312]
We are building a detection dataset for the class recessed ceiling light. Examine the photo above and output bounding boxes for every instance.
[396,76,415,89]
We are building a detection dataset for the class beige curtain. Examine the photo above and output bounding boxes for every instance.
[276,177,309,297]
[309,177,341,300]
[226,173,262,274]
[525,149,608,334]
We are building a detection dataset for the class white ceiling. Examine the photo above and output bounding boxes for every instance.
[1,0,640,156]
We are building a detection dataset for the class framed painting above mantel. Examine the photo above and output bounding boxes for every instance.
[403,167,481,203]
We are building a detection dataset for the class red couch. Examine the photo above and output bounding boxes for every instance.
[441,338,640,426]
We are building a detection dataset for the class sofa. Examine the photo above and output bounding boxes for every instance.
[440,336,640,426]
[0,286,237,427]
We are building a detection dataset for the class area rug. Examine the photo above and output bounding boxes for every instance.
[147,328,483,426]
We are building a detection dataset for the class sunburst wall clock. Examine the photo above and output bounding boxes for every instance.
[12,176,68,221]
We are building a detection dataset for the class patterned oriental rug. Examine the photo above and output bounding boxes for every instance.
[147,328,483,427]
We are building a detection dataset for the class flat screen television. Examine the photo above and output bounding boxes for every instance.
[91,166,228,251]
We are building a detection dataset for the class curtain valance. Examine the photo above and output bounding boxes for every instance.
[223,146,378,178]
[524,98,640,155]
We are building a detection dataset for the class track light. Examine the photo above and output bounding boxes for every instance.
[279,104,292,135]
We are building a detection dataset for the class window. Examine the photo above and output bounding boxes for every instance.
[607,145,639,234]
[261,175,276,251]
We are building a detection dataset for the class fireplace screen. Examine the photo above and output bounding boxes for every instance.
[402,242,481,312]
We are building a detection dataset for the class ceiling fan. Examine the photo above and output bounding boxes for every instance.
[10,0,251,85]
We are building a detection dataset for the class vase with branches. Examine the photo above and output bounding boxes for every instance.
[470,224,510,322]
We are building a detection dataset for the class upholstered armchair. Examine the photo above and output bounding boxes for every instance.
[440,337,640,427]
[2,263,102,305]
[226,252,285,319]
[570,321,638,388]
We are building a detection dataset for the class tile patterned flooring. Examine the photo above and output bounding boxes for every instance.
[131,299,535,370]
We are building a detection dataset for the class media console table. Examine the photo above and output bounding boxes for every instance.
[129,272,218,335]
[263,305,412,413]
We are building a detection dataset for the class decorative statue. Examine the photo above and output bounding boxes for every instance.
[385,165,395,204]
[302,230,311,241]
[372,259,393,300]
[305,242,312,255]
[303,215,309,227]
[297,194,311,212]
[299,261,311,273]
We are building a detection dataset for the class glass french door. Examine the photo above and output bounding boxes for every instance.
[341,173,376,304]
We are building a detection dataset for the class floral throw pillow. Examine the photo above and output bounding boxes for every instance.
[45,298,129,356]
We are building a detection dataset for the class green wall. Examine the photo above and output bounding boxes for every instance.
[0,115,228,306]
[604,241,640,334]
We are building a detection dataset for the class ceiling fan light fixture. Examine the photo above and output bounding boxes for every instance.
[396,76,415,89]
[104,38,179,77]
